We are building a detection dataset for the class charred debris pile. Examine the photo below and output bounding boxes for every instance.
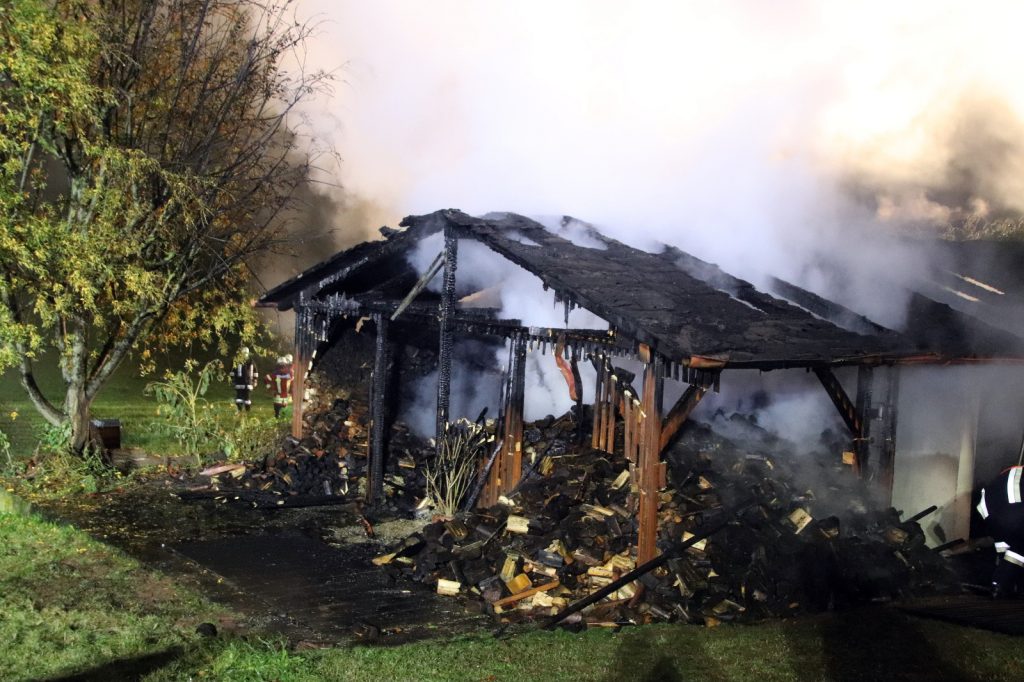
[180,389,956,626]
[376,415,957,626]
[180,395,432,510]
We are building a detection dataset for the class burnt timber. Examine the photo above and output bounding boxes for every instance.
[258,209,1024,561]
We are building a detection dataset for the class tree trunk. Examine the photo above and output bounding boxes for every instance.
[65,383,94,454]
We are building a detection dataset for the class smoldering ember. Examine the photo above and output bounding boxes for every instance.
[165,208,1024,634]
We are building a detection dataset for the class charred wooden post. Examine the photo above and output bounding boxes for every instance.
[482,335,527,505]
[291,301,311,439]
[481,348,513,507]
[591,357,604,450]
[604,363,617,452]
[504,335,527,494]
[637,344,664,564]
[570,349,585,443]
[593,358,616,453]
[854,366,875,477]
[623,393,636,464]
[876,366,901,498]
[436,228,458,443]
[812,366,867,475]
[367,313,391,505]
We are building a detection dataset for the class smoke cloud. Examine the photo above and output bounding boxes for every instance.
[294,1,1024,319]
[287,1,1024,438]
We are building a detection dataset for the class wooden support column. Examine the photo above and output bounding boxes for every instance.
[571,351,586,444]
[480,358,509,508]
[623,395,635,464]
[367,314,390,505]
[854,366,874,477]
[483,335,527,504]
[591,359,605,450]
[507,335,527,494]
[876,367,901,500]
[435,228,458,444]
[291,305,308,439]
[596,361,606,451]
[637,345,664,564]
[604,367,617,453]
[500,336,527,496]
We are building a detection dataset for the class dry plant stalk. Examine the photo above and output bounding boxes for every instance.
[425,419,493,516]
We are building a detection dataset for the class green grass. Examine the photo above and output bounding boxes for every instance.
[147,613,1024,682]
[0,510,229,682]
[0,350,277,460]
[3,507,1024,681]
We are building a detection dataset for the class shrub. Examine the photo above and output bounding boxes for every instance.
[425,419,494,516]
[144,360,222,465]
[0,429,11,473]
[220,414,287,463]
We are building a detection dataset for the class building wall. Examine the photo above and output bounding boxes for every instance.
[892,365,1024,546]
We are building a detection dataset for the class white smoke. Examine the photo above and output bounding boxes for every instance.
[295,0,1024,327]
[405,232,607,428]
[292,1,1024,438]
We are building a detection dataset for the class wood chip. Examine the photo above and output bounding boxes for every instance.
[491,579,560,611]
[505,573,533,594]
[506,515,530,534]
[436,579,461,596]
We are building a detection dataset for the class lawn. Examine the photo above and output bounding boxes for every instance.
[2,506,1023,682]
[0,350,279,461]
[3,355,1023,681]
[0,509,229,682]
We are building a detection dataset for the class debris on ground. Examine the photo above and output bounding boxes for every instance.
[175,382,958,629]
[375,415,957,627]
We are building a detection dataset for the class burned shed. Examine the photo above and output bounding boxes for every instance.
[258,209,1024,558]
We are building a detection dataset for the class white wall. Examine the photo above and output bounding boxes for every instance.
[892,365,1024,546]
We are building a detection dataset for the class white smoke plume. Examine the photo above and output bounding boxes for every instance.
[290,1,1024,435]
[296,1,1024,317]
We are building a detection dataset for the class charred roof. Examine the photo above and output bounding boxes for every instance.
[258,209,1024,369]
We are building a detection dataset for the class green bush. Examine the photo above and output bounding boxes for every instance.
[34,421,71,456]
[220,413,286,462]
[0,429,11,473]
[20,422,122,495]
[145,360,223,465]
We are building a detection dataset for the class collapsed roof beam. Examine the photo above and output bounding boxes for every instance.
[391,250,445,321]
[660,383,710,453]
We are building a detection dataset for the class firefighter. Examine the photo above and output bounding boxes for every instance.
[265,356,293,418]
[977,465,1024,597]
[230,347,257,412]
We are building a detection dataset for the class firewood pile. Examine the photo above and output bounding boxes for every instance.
[183,397,434,509]
[375,416,958,627]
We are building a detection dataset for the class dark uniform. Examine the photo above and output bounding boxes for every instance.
[977,465,1024,597]
[231,358,257,411]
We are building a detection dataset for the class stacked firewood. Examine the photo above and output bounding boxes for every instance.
[375,417,958,626]
[184,396,436,509]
